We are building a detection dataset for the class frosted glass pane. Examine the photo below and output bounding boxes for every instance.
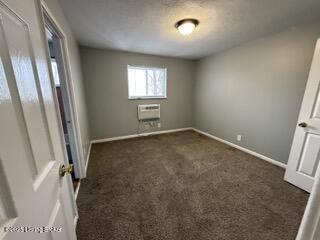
[147,69,165,96]
[135,69,146,96]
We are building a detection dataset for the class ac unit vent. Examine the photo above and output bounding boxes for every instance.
[138,104,160,120]
[146,106,159,110]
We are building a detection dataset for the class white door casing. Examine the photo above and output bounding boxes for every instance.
[0,0,77,239]
[285,38,320,193]
[51,34,81,178]
[43,8,84,179]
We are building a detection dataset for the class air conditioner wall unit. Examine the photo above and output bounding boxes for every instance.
[138,104,160,120]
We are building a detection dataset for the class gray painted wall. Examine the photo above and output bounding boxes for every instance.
[194,21,320,164]
[44,0,91,164]
[80,48,195,139]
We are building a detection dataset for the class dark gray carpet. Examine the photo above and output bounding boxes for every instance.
[76,130,308,240]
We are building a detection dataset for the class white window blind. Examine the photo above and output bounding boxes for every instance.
[128,65,167,99]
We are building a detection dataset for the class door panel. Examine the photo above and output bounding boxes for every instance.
[48,198,72,240]
[0,0,77,239]
[285,39,320,192]
[311,87,320,119]
[1,2,53,177]
[298,133,320,177]
[0,160,17,229]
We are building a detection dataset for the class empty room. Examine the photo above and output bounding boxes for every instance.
[1,0,320,239]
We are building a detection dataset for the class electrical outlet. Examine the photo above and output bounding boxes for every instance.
[157,122,161,128]
[237,135,242,141]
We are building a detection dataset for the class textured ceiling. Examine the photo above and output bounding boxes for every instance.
[58,0,320,59]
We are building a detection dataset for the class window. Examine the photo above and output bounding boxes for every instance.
[128,65,167,99]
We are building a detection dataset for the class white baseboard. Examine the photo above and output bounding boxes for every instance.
[84,142,92,175]
[74,181,81,200]
[88,126,286,169]
[90,127,193,144]
[74,215,79,227]
[191,128,287,169]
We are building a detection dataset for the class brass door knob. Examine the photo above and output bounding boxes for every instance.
[298,122,308,128]
[59,164,74,177]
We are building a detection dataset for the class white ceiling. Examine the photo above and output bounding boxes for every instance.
[58,0,320,59]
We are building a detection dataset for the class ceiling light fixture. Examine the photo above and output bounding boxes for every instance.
[175,18,199,35]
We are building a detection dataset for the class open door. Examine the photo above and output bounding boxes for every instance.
[0,0,77,239]
[285,38,320,193]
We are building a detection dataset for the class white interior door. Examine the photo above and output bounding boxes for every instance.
[285,38,320,193]
[0,0,77,239]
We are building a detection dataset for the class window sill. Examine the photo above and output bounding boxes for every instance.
[128,97,167,100]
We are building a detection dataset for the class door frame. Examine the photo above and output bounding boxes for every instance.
[42,9,81,180]
[39,0,86,180]
[37,0,82,225]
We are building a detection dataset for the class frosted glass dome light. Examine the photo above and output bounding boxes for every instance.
[175,19,199,35]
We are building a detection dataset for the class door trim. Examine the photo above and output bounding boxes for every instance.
[39,0,86,179]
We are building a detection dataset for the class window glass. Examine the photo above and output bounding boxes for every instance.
[128,66,166,99]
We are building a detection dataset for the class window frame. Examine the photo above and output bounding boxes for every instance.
[127,65,167,100]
